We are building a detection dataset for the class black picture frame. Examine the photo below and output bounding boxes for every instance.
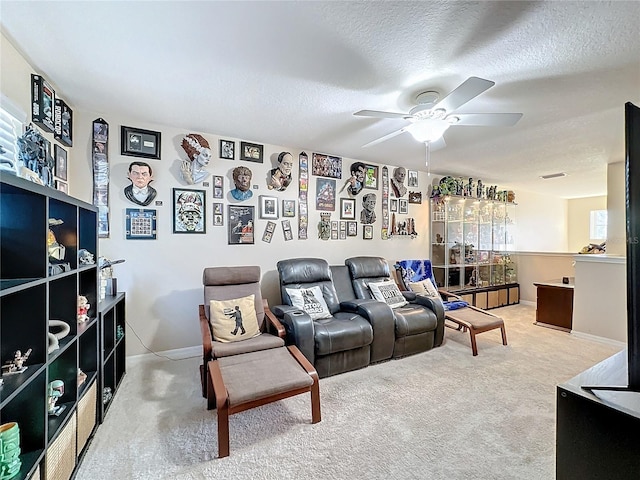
[121,125,161,160]
[399,198,409,214]
[240,141,263,163]
[54,144,68,181]
[312,152,342,179]
[220,139,235,160]
[228,205,255,244]
[54,97,73,147]
[282,199,296,217]
[364,165,379,189]
[31,74,55,132]
[340,198,356,220]
[173,188,206,233]
[126,208,157,240]
[363,224,374,240]
[347,221,358,237]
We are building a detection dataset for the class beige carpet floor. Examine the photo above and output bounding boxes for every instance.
[75,304,621,480]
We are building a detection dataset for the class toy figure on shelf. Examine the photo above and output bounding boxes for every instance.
[77,295,90,323]
[47,380,65,416]
[2,349,32,375]
[78,249,95,265]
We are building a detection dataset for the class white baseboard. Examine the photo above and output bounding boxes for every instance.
[127,345,201,363]
[518,300,536,307]
[570,331,626,349]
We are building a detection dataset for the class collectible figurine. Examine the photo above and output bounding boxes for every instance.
[360,193,377,224]
[124,161,157,206]
[2,349,32,375]
[78,249,95,265]
[47,379,65,416]
[77,295,90,323]
[267,152,293,191]
[230,166,253,201]
[180,133,211,184]
[390,167,407,198]
[342,161,366,196]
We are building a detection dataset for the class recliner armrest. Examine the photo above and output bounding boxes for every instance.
[402,291,417,301]
[412,294,445,321]
[340,299,395,363]
[271,305,315,365]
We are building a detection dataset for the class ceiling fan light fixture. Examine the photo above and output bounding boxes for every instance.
[406,118,450,143]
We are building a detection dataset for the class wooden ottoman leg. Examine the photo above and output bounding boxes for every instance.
[500,323,508,346]
[208,360,231,458]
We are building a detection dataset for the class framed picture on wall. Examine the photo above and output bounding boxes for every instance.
[347,221,358,237]
[340,198,356,220]
[240,141,263,163]
[363,224,374,240]
[54,144,68,181]
[173,188,205,233]
[228,205,255,244]
[121,126,161,160]
[399,198,409,214]
[126,208,157,240]
[364,165,379,189]
[407,170,418,187]
[259,195,279,219]
[282,199,296,217]
[219,139,235,160]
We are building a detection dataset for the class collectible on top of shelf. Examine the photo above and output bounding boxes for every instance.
[54,97,73,146]
[31,74,55,132]
[2,349,32,375]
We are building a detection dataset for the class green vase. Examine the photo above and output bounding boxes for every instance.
[0,422,21,480]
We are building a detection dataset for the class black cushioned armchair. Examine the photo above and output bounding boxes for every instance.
[345,256,445,358]
[273,258,395,378]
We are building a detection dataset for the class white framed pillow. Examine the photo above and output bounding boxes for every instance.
[368,280,408,308]
[408,278,440,299]
[209,294,261,343]
[286,285,332,320]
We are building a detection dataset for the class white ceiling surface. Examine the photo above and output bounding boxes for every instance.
[2,1,639,198]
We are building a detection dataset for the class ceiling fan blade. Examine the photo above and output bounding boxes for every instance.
[452,113,523,126]
[362,128,406,147]
[433,77,495,113]
[354,109,411,120]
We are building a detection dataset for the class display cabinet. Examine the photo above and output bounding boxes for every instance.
[98,292,126,423]
[430,195,519,309]
[0,173,99,480]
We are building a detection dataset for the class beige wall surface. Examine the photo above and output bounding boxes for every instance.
[567,195,607,253]
[606,162,626,255]
[572,255,627,343]
[2,32,588,355]
[515,253,576,303]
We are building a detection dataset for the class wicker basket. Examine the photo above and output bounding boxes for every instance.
[45,414,76,480]
[29,464,40,479]
[76,381,97,454]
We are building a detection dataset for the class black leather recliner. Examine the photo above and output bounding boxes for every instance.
[345,256,445,358]
[273,258,395,378]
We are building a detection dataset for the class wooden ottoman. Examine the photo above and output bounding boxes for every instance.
[444,307,508,356]
[207,345,320,458]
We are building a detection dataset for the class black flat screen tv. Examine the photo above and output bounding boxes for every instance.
[626,101,640,391]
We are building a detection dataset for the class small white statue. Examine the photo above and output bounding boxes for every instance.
[77,295,90,323]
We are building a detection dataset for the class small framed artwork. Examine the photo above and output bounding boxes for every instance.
[55,180,68,194]
[408,170,418,187]
[259,195,279,219]
[282,199,296,217]
[347,221,358,237]
[240,141,263,163]
[339,221,347,231]
[126,208,157,240]
[31,74,55,132]
[219,139,235,160]
[340,198,356,220]
[399,198,409,214]
[390,198,398,212]
[173,188,206,233]
[312,153,342,179]
[315,178,336,211]
[282,219,293,241]
[54,144,68,181]
[408,191,422,204]
[228,205,255,244]
[213,214,223,226]
[213,202,223,215]
[213,175,224,199]
[262,221,276,243]
[363,224,374,240]
[364,165,379,189]
[121,126,161,160]
[214,175,223,187]
[54,98,73,147]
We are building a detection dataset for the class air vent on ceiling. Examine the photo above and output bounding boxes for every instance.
[540,172,567,179]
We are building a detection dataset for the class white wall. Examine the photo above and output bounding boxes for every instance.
[511,189,569,252]
[606,162,626,255]
[567,195,607,253]
[515,253,575,303]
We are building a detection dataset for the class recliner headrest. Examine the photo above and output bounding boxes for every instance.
[203,266,261,286]
[278,258,332,285]
[345,256,390,279]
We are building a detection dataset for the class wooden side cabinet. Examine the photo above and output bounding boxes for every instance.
[98,292,126,422]
[534,281,574,330]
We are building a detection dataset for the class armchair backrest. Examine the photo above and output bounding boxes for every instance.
[344,256,392,300]
[202,266,266,329]
[394,259,437,291]
[277,258,341,314]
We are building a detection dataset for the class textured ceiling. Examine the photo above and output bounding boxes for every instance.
[2,1,639,198]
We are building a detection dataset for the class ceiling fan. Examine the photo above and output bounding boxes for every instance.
[354,77,523,150]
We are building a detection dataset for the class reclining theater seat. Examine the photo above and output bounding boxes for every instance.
[273,258,394,378]
[345,256,445,358]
